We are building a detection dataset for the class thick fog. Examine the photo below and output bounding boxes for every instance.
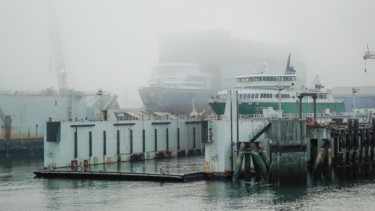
[1,0,375,108]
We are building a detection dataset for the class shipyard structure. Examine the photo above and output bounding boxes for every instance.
[0,89,119,156]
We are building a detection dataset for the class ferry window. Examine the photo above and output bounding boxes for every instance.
[255,93,259,98]
[268,94,272,98]
[251,93,255,99]
[247,94,251,99]
[239,94,243,99]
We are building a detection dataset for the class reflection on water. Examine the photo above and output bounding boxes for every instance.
[1,156,375,210]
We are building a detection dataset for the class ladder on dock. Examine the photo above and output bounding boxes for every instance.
[0,107,5,124]
[249,119,272,142]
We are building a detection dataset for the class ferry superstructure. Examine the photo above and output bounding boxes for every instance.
[208,57,345,115]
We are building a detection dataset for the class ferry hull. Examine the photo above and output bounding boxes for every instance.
[209,101,345,115]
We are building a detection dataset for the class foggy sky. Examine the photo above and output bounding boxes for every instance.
[1,0,375,108]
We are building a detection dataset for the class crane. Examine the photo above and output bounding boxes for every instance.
[363,45,375,73]
[49,0,69,95]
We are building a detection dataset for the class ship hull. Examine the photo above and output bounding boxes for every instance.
[209,101,345,115]
[139,87,215,114]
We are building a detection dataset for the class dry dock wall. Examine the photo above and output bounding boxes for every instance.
[44,118,205,168]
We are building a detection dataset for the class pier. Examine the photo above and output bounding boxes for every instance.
[35,91,375,184]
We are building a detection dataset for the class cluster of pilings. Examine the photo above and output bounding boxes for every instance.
[233,141,271,182]
[232,119,307,185]
[311,118,375,180]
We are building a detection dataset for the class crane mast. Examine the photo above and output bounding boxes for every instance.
[49,0,69,95]
[49,0,73,121]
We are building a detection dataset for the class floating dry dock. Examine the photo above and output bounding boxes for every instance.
[43,112,206,168]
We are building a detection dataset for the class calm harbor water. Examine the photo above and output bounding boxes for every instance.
[1,156,375,210]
